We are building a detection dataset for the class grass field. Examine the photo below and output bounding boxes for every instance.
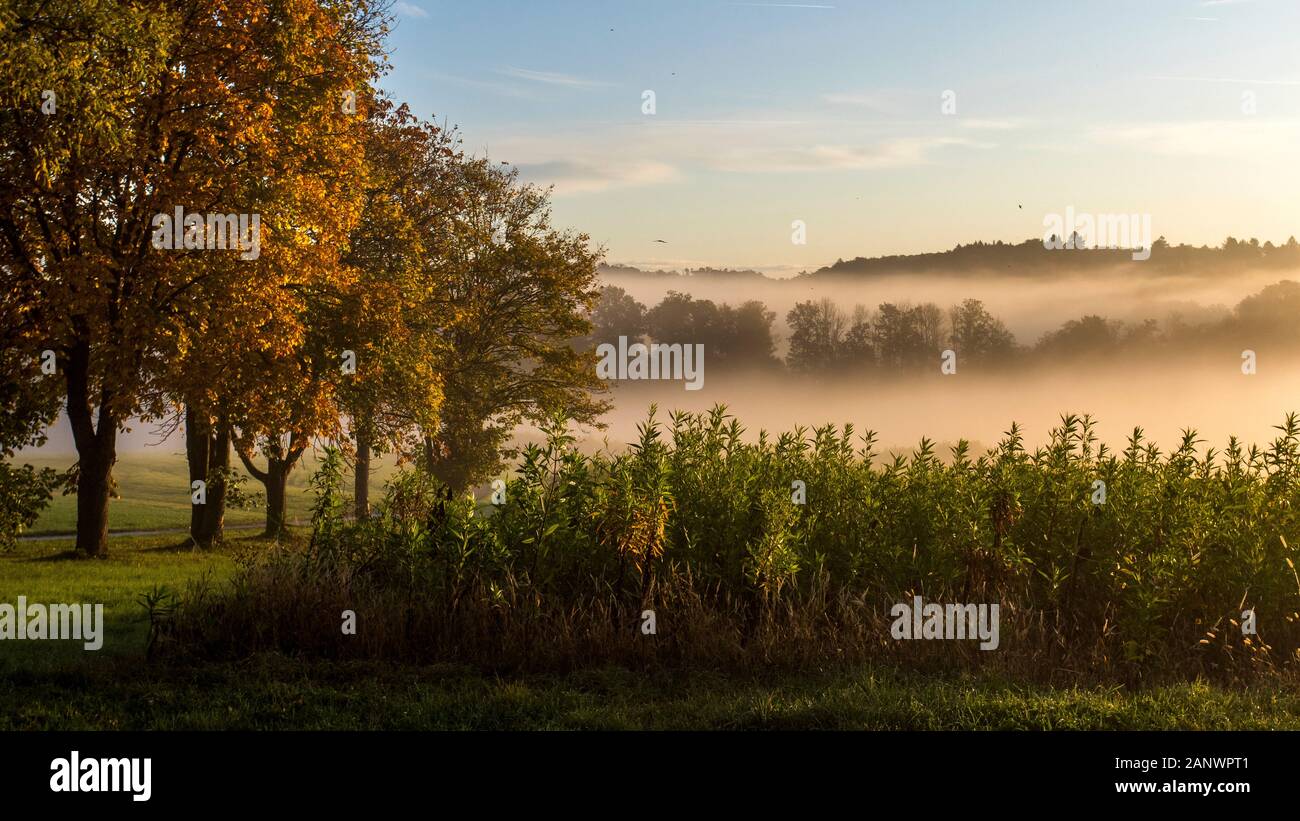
[4,534,1300,729]
[9,654,1300,730]
[15,451,402,536]
[0,532,242,672]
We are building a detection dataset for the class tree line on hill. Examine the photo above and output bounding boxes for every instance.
[598,235,1300,283]
[587,279,1300,376]
[812,235,1300,279]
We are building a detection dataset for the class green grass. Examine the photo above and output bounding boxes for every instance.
[0,532,243,672]
[5,655,1300,730]
[5,535,1300,729]
[17,450,400,535]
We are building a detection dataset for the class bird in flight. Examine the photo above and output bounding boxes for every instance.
[653,239,668,243]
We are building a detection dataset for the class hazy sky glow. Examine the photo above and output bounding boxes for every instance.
[381,0,1300,274]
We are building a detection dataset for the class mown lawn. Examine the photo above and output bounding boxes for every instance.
[18,453,312,535]
[0,532,244,671]
[4,534,1300,730]
[15,450,408,536]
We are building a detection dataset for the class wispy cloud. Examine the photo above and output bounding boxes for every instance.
[821,91,894,110]
[1088,120,1300,157]
[493,116,986,195]
[515,159,679,195]
[499,67,612,89]
[710,136,976,173]
[729,2,836,8]
[394,2,429,19]
[1148,75,1300,86]
[820,93,1030,131]
[639,118,813,127]
[959,118,1030,131]
[426,71,532,99]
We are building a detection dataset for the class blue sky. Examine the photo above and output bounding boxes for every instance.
[379,0,1300,274]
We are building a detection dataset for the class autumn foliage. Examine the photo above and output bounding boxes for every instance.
[0,0,606,554]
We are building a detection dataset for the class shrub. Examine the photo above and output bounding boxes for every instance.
[167,407,1300,683]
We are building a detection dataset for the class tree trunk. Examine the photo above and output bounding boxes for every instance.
[237,436,303,538]
[186,406,211,543]
[199,418,231,545]
[265,458,289,536]
[64,339,116,558]
[74,445,114,558]
[355,427,371,520]
[423,433,470,494]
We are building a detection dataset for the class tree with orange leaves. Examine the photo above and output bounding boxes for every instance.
[336,100,463,519]
[226,94,456,537]
[0,0,385,555]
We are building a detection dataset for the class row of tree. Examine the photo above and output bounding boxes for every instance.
[814,235,1300,278]
[589,279,1300,376]
[786,298,1012,372]
[1,0,605,555]
[586,288,782,370]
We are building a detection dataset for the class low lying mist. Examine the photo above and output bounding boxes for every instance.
[26,268,1300,466]
[603,267,1297,349]
[563,358,1300,458]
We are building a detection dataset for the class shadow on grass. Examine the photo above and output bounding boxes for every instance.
[22,549,94,563]
[22,541,213,559]
[138,535,285,554]
[138,538,206,554]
